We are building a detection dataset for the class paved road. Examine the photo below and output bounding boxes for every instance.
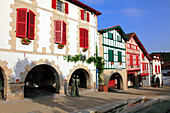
[0,87,170,113]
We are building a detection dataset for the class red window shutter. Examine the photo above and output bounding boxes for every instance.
[142,53,144,59]
[81,10,84,20]
[28,10,35,40]
[155,65,157,73]
[62,21,67,45]
[142,63,144,71]
[87,12,90,22]
[84,29,88,49]
[16,8,27,38]
[158,66,160,73]
[79,28,84,47]
[130,55,133,65]
[65,2,69,14]
[136,56,139,65]
[52,0,56,9]
[54,20,62,43]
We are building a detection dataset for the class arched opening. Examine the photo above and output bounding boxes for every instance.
[0,67,4,100]
[69,68,90,93]
[156,77,160,87]
[108,73,123,91]
[24,64,60,98]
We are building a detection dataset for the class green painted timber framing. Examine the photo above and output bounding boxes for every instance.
[102,44,126,50]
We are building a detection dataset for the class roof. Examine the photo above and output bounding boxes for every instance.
[162,62,170,69]
[66,0,102,16]
[126,32,152,61]
[98,25,129,42]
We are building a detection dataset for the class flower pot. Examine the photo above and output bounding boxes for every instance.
[111,62,114,65]
[119,62,122,65]
[58,46,64,49]
[82,48,87,52]
[98,85,108,92]
[21,41,30,45]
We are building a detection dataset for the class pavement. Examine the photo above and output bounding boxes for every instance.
[0,87,170,113]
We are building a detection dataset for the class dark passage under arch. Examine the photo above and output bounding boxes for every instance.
[24,64,59,98]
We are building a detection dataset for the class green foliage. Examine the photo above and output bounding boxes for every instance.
[63,54,84,63]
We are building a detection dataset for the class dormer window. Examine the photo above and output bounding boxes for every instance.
[52,0,69,14]
[117,35,122,42]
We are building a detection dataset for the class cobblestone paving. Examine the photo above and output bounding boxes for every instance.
[0,87,170,113]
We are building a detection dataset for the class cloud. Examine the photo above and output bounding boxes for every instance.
[121,8,146,17]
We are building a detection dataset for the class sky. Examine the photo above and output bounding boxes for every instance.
[79,0,170,53]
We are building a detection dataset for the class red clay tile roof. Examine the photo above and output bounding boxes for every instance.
[126,32,152,61]
[66,0,102,16]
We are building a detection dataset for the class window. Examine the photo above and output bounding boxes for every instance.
[57,0,63,11]
[16,8,35,40]
[79,28,88,49]
[136,56,139,65]
[54,20,67,45]
[118,51,122,63]
[142,53,144,59]
[117,35,122,42]
[80,10,90,22]
[52,0,69,14]
[108,33,113,39]
[130,55,133,65]
[108,50,114,62]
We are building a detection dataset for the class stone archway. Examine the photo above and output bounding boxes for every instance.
[24,64,60,98]
[108,72,123,91]
[0,60,13,100]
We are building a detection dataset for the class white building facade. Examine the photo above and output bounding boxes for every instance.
[0,0,101,100]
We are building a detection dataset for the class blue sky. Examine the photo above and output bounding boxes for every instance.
[79,0,170,53]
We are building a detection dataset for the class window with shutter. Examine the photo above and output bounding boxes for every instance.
[81,10,84,20]
[54,20,62,43]
[65,2,68,14]
[108,33,113,39]
[84,29,88,49]
[61,21,67,45]
[118,51,122,63]
[79,28,84,47]
[52,0,56,9]
[117,35,122,42]
[136,56,139,65]
[87,12,90,22]
[16,8,28,38]
[130,55,133,66]
[28,10,35,40]
[108,50,114,62]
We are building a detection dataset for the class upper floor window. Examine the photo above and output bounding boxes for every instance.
[79,28,89,49]
[117,35,122,42]
[57,0,63,11]
[108,32,113,39]
[81,10,90,22]
[52,0,69,14]
[108,50,114,62]
[16,8,35,40]
[54,20,67,45]
[118,51,122,63]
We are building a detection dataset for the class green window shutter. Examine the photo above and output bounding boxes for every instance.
[118,51,122,62]
[108,50,114,62]
[108,33,113,39]
[117,35,122,42]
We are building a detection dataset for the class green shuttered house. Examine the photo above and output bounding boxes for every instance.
[98,25,129,90]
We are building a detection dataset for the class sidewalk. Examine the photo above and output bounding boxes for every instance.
[0,87,170,113]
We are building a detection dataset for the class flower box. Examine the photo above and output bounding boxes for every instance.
[110,62,114,65]
[98,85,108,92]
[58,44,64,49]
[21,38,31,45]
[82,48,88,52]
[119,62,122,65]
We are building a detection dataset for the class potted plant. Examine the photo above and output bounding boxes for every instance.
[119,62,122,65]
[21,38,31,45]
[110,62,114,65]
[58,44,64,49]
[82,48,88,52]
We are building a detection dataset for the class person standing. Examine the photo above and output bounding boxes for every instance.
[75,76,80,97]
[70,75,76,96]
